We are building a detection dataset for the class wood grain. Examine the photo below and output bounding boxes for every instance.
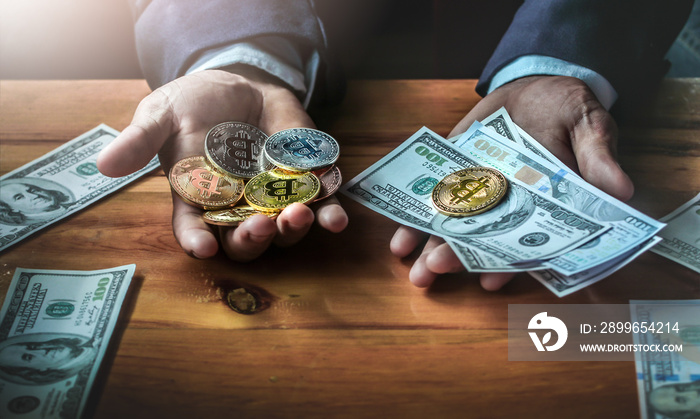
[0,79,698,418]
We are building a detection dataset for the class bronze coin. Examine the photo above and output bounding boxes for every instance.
[315,165,342,202]
[168,156,245,210]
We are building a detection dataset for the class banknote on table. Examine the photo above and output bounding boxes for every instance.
[0,264,135,419]
[630,300,700,419]
[340,127,610,269]
[651,192,700,274]
[0,124,160,252]
[454,121,664,276]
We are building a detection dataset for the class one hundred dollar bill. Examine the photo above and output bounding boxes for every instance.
[532,236,662,296]
[454,122,664,276]
[445,239,534,272]
[0,265,135,419]
[630,300,700,419]
[481,107,522,145]
[515,125,583,179]
[475,109,667,294]
[651,192,700,274]
[481,107,573,173]
[340,127,609,269]
[0,125,160,252]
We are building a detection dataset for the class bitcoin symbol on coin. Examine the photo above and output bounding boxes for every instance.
[169,156,244,209]
[245,170,321,212]
[432,167,507,217]
[265,128,339,171]
[190,168,222,198]
[205,122,267,178]
[449,176,490,205]
[225,131,258,170]
[264,179,298,201]
[282,135,323,159]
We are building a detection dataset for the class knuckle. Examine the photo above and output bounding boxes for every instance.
[561,83,597,119]
[562,85,617,146]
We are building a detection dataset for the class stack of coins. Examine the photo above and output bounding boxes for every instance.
[431,167,508,217]
[167,122,342,227]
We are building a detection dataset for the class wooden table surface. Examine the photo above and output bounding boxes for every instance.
[0,79,699,418]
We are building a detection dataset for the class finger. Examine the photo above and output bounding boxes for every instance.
[425,243,465,274]
[569,107,634,201]
[479,272,516,291]
[258,87,316,133]
[272,203,315,247]
[220,214,278,262]
[449,102,503,139]
[313,196,348,233]
[171,193,219,259]
[390,226,429,258]
[446,77,543,139]
[97,89,176,177]
[408,236,445,288]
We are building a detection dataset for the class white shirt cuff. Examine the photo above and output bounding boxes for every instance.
[185,37,319,108]
[486,55,618,110]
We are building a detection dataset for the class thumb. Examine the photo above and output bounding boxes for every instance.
[571,108,634,202]
[257,85,316,134]
[97,90,176,177]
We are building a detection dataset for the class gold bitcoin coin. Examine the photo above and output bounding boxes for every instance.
[244,169,320,212]
[431,167,507,216]
[202,205,278,226]
[168,156,245,210]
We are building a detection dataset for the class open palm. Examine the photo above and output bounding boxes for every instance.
[98,69,347,261]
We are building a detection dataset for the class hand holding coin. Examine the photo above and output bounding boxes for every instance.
[96,69,348,261]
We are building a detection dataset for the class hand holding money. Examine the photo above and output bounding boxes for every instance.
[453,76,634,201]
[390,75,634,291]
[97,68,348,261]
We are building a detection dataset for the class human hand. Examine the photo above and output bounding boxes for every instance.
[391,75,634,290]
[97,68,348,260]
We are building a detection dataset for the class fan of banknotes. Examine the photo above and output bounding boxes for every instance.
[341,108,687,297]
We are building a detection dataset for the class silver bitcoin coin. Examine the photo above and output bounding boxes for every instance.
[263,128,339,172]
[205,122,268,179]
[258,144,277,172]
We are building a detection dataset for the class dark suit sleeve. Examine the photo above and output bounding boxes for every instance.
[131,0,327,89]
[476,0,693,107]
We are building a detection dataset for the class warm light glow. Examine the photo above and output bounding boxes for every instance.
[0,0,142,79]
